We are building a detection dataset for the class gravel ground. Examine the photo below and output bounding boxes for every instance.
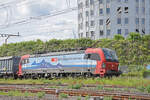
[0,95,103,100]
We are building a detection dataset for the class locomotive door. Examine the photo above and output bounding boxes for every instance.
[86,59,93,72]
[84,53,94,72]
[84,53,100,74]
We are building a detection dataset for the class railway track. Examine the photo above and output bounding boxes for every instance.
[0,86,150,100]
[0,83,136,89]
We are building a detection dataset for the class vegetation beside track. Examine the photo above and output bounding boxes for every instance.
[0,91,45,98]
[0,77,150,88]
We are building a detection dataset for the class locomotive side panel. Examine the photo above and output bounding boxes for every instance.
[22,53,97,74]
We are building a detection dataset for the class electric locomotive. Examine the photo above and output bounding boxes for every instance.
[0,48,121,78]
[19,48,121,78]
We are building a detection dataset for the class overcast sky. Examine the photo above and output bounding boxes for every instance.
[0,0,77,45]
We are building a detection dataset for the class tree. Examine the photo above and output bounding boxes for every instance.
[127,32,141,41]
[114,34,125,40]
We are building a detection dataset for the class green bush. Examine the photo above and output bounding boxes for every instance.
[37,92,45,99]
[69,84,82,89]
[143,70,150,78]
[59,93,68,99]
[85,95,90,100]
[8,91,13,96]
[97,85,104,90]
[114,34,125,40]
[24,91,29,98]
[146,85,150,93]
[137,85,145,92]
[127,32,142,41]
[104,96,112,100]
[77,96,81,100]
[121,71,143,77]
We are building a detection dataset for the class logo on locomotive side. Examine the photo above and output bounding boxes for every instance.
[51,58,58,62]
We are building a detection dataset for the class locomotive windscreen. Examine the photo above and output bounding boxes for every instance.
[102,48,118,62]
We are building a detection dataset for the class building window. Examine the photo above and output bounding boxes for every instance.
[106,8,110,14]
[135,18,139,25]
[106,18,110,25]
[124,7,128,13]
[142,29,145,34]
[142,18,145,24]
[124,0,128,3]
[86,0,89,7]
[106,0,110,3]
[107,29,111,36]
[142,7,145,14]
[99,19,103,25]
[117,7,122,14]
[80,23,83,29]
[136,7,139,14]
[78,3,83,9]
[81,33,83,38]
[86,11,89,17]
[78,13,83,21]
[91,31,95,39]
[78,14,80,20]
[99,9,103,15]
[142,0,145,3]
[79,33,83,38]
[90,0,94,5]
[91,20,95,27]
[86,21,89,27]
[90,10,94,16]
[124,18,128,24]
[118,0,121,3]
[135,29,139,33]
[100,30,104,36]
[125,29,129,36]
[86,32,89,38]
[136,0,139,3]
[117,18,121,24]
[99,0,103,4]
[117,29,122,34]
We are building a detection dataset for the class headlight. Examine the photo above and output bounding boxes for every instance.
[102,63,106,68]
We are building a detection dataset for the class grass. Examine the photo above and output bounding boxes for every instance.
[37,92,45,99]
[77,96,81,100]
[0,91,46,98]
[68,84,82,89]
[104,96,112,100]
[0,77,150,88]
[59,93,68,99]
[0,91,36,97]
[97,85,104,90]
[85,95,90,100]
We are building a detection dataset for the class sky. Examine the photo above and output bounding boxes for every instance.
[0,0,78,45]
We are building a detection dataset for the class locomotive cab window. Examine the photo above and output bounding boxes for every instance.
[21,59,29,64]
[102,48,118,62]
[84,53,101,61]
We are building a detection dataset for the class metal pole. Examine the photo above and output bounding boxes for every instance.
[0,32,20,44]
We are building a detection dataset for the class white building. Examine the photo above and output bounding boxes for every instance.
[78,0,150,39]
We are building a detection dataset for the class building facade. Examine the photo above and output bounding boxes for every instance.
[78,0,150,39]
